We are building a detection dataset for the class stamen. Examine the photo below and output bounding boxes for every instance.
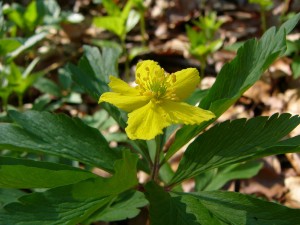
[136,66,179,102]
[172,74,177,83]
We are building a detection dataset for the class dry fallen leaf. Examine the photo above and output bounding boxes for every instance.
[284,176,300,208]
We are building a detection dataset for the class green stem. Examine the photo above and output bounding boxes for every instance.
[261,8,267,33]
[199,56,206,78]
[280,0,290,24]
[139,11,146,46]
[151,135,163,182]
[17,93,24,111]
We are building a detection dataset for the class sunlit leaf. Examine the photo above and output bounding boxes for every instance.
[170,114,300,185]
[166,13,300,161]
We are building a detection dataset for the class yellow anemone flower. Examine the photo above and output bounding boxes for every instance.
[99,60,215,140]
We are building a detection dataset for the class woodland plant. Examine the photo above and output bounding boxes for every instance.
[0,0,84,112]
[186,12,224,77]
[249,0,273,32]
[93,0,144,78]
[1,13,300,225]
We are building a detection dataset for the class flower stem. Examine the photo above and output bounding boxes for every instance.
[151,135,163,182]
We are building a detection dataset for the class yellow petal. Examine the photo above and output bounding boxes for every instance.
[125,101,170,140]
[136,60,165,82]
[172,68,200,100]
[99,92,150,112]
[108,76,139,95]
[162,100,215,125]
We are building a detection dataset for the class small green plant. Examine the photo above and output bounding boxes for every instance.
[31,67,83,112]
[0,0,84,112]
[3,0,84,37]
[249,0,273,32]
[0,58,43,111]
[93,0,145,78]
[186,12,224,76]
[0,14,300,225]
[3,0,46,36]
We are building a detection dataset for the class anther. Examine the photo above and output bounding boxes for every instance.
[144,91,153,96]
[172,74,176,83]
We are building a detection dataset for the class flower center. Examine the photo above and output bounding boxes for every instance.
[136,66,178,102]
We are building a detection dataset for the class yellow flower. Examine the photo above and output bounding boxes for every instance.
[99,60,215,140]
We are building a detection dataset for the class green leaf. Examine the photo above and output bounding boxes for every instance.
[145,182,200,225]
[0,110,120,172]
[4,3,25,30]
[86,190,148,223]
[0,150,138,225]
[13,72,43,95]
[67,45,126,128]
[196,161,263,191]
[23,0,45,32]
[68,45,121,98]
[126,9,140,33]
[93,16,125,37]
[0,156,98,188]
[180,191,300,225]
[169,114,300,186]
[67,62,102,99]
[6,32,47,60]
[0,189,26,207]
[249,0,273,9]
[101,0,121,16]
[82,45,121,83]
[166,13,300,160]
[146,182,300,225]
[0,38,22,56]
[34,77,62,97]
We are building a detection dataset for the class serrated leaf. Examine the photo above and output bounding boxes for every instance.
[67,45,126,128]
[0,110,120,172]
[82,45,121,83]
[0,150,138,225]
[0,156,97,188]
[145,182,200,225]
[146,182,300,225]
[86,190,148,223]
[179,191,300,225]
[196,161,263,191]
[166,13,300,161]
[169,114,300,186]
[67,45,121,98]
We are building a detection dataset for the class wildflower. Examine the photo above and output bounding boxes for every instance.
[99,60,215,140]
